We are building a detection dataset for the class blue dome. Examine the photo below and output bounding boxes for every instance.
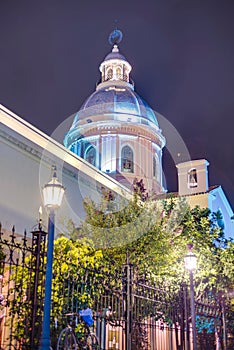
[75,85,159,126]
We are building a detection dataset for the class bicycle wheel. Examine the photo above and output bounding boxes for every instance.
[86,333,100,349]
[57,327,78,350]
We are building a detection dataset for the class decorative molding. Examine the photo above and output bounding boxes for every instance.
[67,122,165,148]
[0,128,79,182]
[0,128,44,162]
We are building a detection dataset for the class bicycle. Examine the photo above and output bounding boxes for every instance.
[56,311,100,350]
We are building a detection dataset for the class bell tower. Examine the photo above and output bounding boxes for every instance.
[176,159,209,196]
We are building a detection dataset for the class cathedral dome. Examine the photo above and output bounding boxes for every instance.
[64,29,166,195]
[74,83,159,127]
[68,34,159,130]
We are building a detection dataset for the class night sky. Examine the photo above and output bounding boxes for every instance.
[0,0,233,208]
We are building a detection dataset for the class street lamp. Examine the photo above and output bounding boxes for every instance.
[184,244,197,350]
[40,166,65,350]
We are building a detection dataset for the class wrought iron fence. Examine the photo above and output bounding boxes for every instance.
[0,224,231,350]
[0,224,47,349]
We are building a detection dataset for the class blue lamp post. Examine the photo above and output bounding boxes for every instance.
[184,244,197,350]
[40,166,65,350]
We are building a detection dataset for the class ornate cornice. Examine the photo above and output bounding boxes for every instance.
[66,122,165,148]
[0,128,79,182]
[0,128,44,162]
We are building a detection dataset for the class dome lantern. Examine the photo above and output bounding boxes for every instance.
[99,30,132,84]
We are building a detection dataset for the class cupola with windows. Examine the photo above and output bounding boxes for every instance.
[64,29,166,194]
[99,28,131,84]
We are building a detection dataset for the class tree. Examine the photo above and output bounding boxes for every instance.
[75,183,234,303]
[76,185,234,344]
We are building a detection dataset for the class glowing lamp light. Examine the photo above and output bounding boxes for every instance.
[184,250,197,271]
[42,166,65,208]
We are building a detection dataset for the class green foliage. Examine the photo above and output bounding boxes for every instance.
[8,236,103,347]
[80,191,155,251]
[74,186,234,339]
[76,184,234,302]
[51,236,103,316]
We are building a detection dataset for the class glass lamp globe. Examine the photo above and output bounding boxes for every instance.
[184,251,197,271]
[42,166,65,208]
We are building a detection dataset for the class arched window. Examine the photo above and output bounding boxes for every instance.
[106,68,113,80]
[121,145,134,173]
[84,145,96,166]
[188,168,197,188]
[116,67,121,79]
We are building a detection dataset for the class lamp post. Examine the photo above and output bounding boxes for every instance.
[40,166,65,350]
[31,207,47,349]
[184,244,197,350]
